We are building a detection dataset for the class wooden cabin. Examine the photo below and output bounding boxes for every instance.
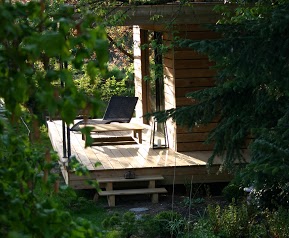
[47,2,239,205]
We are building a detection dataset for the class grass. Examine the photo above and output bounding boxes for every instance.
[68,190,109,227]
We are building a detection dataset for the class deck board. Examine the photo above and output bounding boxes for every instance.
[47,120,234,189]
[47,120,214,170]
[113,146,144,168]
[70,131,95,170]
[73,132,106,170]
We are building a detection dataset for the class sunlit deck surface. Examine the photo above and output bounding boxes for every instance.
[47,119,232,190]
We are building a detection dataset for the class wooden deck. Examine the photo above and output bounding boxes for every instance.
[47,119,232,190]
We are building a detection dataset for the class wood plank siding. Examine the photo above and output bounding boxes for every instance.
[163,24,218,151]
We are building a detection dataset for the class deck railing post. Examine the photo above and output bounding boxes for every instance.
[67,124,71,159]
[62,120,67,158]
[60,60,67,159]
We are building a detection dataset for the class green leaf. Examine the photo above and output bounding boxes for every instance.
[40,32,69,59]
[80,127,94,147]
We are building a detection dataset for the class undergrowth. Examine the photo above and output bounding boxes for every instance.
[98,201,289,238]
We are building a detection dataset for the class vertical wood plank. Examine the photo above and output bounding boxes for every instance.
[151,194,159,204]
[148,180,155,188]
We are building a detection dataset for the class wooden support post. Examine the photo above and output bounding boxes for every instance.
[133,129,142,144]
[148,180,155,188]
[137,130,142,144]
[93,193,99,202]
[151,193,159,204]
[149,180,158,203]
[133,130,136,139]
[96,176,167,206]
[108,195,116,207]
[106,182,113,190]
[106,182,115,207]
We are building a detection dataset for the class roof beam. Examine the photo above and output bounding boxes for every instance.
[106,3,234,26]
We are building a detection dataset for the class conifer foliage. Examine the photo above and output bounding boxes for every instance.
[160,0,289,187]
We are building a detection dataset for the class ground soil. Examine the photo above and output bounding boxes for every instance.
[103,184,229,219]
[55,165,229,219]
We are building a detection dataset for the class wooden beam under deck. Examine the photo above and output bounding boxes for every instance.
[47,120,233,189]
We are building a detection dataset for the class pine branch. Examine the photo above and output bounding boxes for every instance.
[107,34,134,62]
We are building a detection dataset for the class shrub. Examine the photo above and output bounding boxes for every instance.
[267,208,289,238]
[74,66,134,107]
[100,77,131,102]
[138,214,160,238]
[153,211,183,238]
[102,212,138,238]
[167,216,188,238]
[190,218,218,238]
[241,130,289,210]
[248,222,267,238]
[248,183,289,210]
[105,230,122,238]
[188,203,289,238]
[222,180,246,203]
[206,203,249,237]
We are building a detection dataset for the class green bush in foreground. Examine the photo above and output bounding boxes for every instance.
[0,0,108,236]
[100,202,289,238]
[191,204,289,238]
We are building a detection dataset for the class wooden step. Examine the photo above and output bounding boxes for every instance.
[99,187,167,196]
[95,175,166,206]
[98,187,168,207]
[97,175,164,183]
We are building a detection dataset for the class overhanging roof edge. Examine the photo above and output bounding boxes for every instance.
[106,3,235,25]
